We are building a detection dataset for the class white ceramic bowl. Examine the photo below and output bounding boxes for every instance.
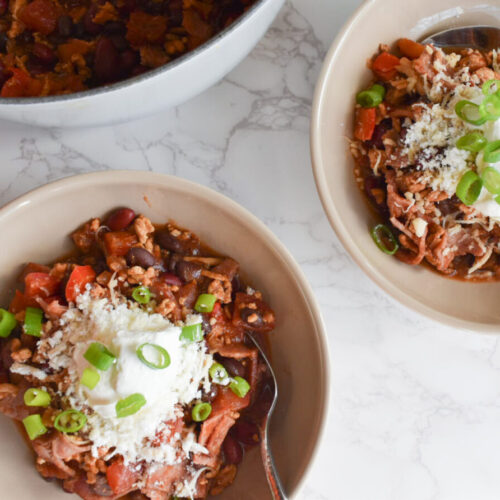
[0,170,329,499]
[0,0,284,128]
[311,0,500,332]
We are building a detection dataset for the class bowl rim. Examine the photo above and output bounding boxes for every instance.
[0,169,331,497]
[310,0,500,334]
[0,0,275,106]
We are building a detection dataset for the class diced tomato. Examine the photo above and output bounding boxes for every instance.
[9,290,38,313]
[65,265,96,303]
[18,0,58,35]
[24,272,60,299]
[106,459,139,495]
[103,231,137,257]
[1,68,42,97]
[211,387,251,417]
[18,263,50,282]
[372,52,400,81]
[397,38,425,60]
[354,107,376,141]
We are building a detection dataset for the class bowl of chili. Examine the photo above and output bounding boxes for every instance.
[0,0,284,127]
[0,170,329,498]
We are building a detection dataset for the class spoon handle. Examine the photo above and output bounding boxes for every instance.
[261,428,287,500]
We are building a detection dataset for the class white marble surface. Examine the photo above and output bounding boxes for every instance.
[1,1,500,499]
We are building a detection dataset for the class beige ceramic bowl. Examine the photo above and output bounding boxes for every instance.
[311,0,500,333]
[0,171,329,499]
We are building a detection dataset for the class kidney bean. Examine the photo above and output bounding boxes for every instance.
[33,43,56,65]
[83,6,102,35]
[0,0,7,16]
[220,358,245,378]
[156,230,185,253]
[57,15,73,37]
[106,208,136,231]
[94,37,121,82]
[160,272,182,286]
[176,261,202,282]
[240,307,264,328]
[0,61,11,87]
[126,247,156,268]
[232,420,261,447]
[166,253,182,273]
[120,50,138,70]
[223,434,243,465]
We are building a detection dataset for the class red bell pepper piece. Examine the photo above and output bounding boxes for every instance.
[354,107,376,141]
[372,52,400,81]
[65,265,96,303]
[24,272,60,299]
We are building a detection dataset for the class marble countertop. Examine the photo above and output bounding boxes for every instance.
[1,1,500,499]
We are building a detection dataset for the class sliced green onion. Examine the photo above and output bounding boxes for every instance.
[132,286,151,304]
[495,194,500,206]
[481,167,500,194]
[371,84,386,97]
[116,393,146,418]
[0,308,17,338]
[136,343,170,370]
[455,100,487,125]
[194,294,217,313]
[482,79,500,96]
[80,367,100,390]
[209,362,229,384]
[229,376,250,398]
[180,323,203,343]
[22,414,47,440]
[24,307,43,337]
[356,84,385,108]
[479,93,500,121]
[456,131,487,152]
[192,402,212,422]
[54,409,87,433]
[483,140,500,163]
[24,388,51,407]
[370,224,399,255]
[83,342,116,371]
[456,170,483,205]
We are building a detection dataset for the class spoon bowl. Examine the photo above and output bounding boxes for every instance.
[421,25,500,51]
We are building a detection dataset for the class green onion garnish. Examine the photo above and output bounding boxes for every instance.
[22,414,47,440]
[192,402,212,422]
[356,84,385,108]
[132,286,151,304]
[80,367,100,389]
[194,294,217,313]
[495,194,500,206]
[116,393,146,418]
[482,79,500,96]
[455,100,487,125]
[370,224,399,255]
[24,307,43,337]
[481,167,500,194]
[180,323,203,343]
[483,140,500,163]
[479,93,500,121]
[229,376,251,398]
[84,342,116,371]
[24,388,51,407]
[456,170,483,205]
[54,409,87,433]
[0,308,17,338]
[209,362,229,384]
[456,131,487,152]
[136,343,170,370]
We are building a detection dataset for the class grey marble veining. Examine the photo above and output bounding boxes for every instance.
[2,1,500,499]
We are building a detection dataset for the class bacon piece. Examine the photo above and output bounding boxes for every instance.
[142,462,185,498]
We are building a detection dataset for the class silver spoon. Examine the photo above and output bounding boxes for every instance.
[246,333,287,500]
[421,25,500,51]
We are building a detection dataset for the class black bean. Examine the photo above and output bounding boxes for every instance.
[221,358,245,378]
[104,21,126,35]
[57,15,74,37]
[16,31,34,44]
[176,261,202,282]
[126,247,156,268]
[156,230,185,253]
[0,32,7,52]
[74,21,86,38]
[240,308,264,328]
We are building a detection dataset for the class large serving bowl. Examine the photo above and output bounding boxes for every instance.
[0,170,328,499]
[0,0,284,128]
[311,0,500,332]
